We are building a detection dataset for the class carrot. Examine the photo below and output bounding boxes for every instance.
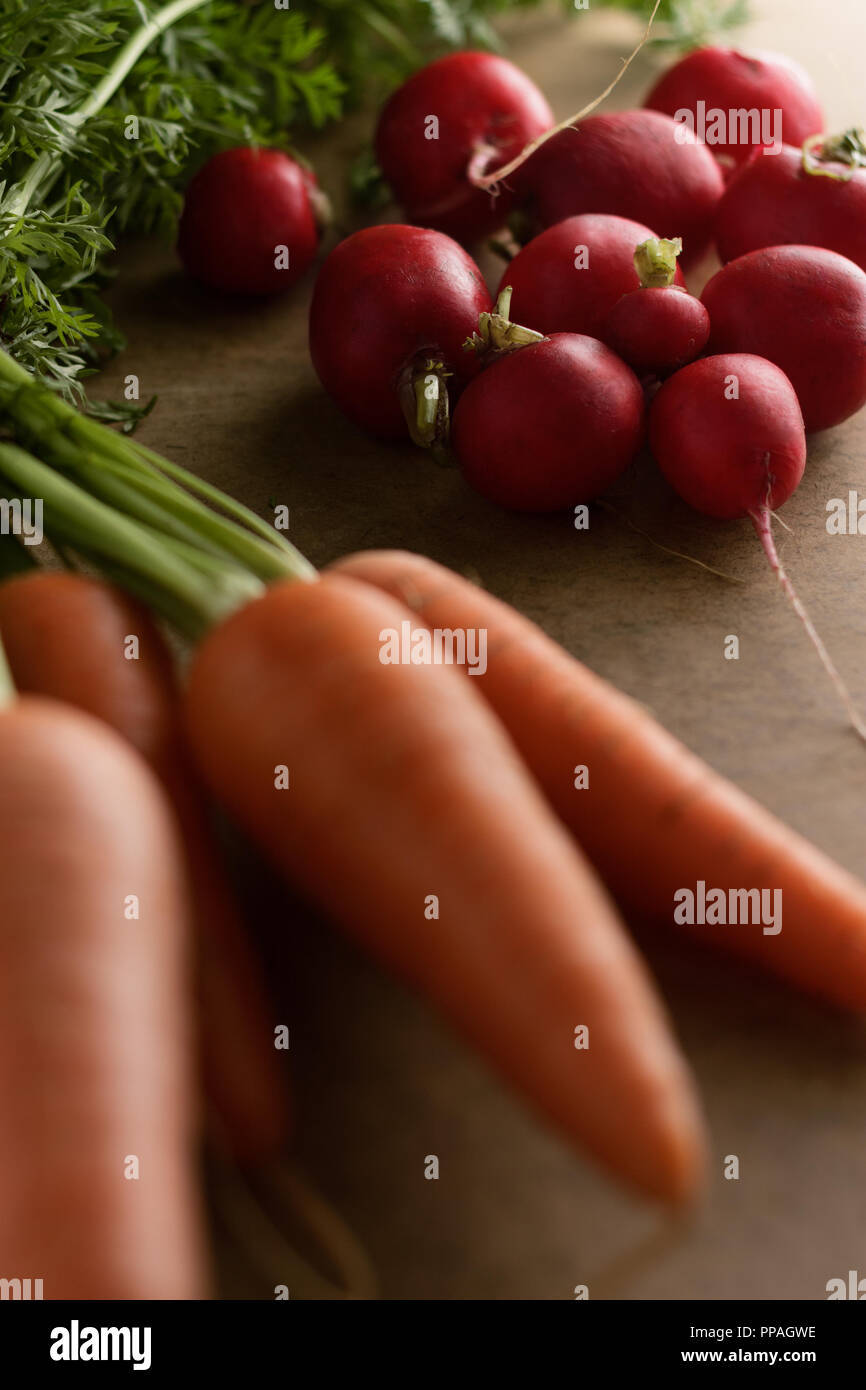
[0,570,288,1166]
[0,695,206,1297]
[184,572,706,1205]
[331,551,866,1011]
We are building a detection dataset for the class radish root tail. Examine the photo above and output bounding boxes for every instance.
[597,500,745,584]
[750,506,866,744]
[470,0,662,192]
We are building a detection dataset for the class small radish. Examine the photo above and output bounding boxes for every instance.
[599,237,710,376]
[308,224,491,448]
[650,352,866,740]
[507,110,725,267]
[178,147,327,295]
[452,289,645,512]
[374,52,553,244]
[644,46,823,169]
[650,353,804,519]
[499,212,686,339]
[701,244,866,431]
[715,131,866,270]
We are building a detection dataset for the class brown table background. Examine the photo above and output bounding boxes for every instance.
[97,0,866,1299]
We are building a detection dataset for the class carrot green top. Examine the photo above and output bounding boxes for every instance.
[0,346,315,638]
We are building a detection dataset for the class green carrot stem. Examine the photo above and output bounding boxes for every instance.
[0,443,263,636]
[356,3,421,65]
[126,438,303,559]
[50,394,300,558]
[0,344,292,559]
[8,0,213,217]
[75,453,303,581]
[92,557,216,640]
[73,455,254,563]
[0,346,315,584]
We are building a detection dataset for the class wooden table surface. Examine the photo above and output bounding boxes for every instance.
[97,0,866,1299]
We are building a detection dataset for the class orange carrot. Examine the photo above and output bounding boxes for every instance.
[0,697,206,1297]
[0,571,288,1165]
[332,550,866,1011]
[184,572,706,1204]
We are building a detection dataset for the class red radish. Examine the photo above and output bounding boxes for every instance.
[0,696,206,1297]
[499,212,686,339]
[650,353,866,739]
[453,290,644,511]
[701,244,866,431]
[649,353,805,519]
[715,133,866,270]
[599,236,710,376]
[178,147,325,295]
[644,46,823,169]
[509,110,725,267]
[308,224,491,448]
[374,52,553,244]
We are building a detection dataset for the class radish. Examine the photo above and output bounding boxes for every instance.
[644,46,823,170]
[650,353,866,740]
[374,51,553,244]
[308,225,492,449]
[452,290,644,512]
[715,132,866,270]
[599,237,710,376]
[177,147,326,295]
[701,245,866,431]
[507,110,725,267]
[650,354,804,519]
[499,212,686,340]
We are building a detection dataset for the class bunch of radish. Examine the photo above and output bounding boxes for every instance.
[303,34,866,741]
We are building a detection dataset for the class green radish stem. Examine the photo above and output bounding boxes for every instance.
[397,357,452,460]
[633,237,683,288]
[463,286,545,362]
[801,128,866,183]
[750,505,866,744]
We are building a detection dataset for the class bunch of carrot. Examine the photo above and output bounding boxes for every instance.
[2,353,866,1255]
